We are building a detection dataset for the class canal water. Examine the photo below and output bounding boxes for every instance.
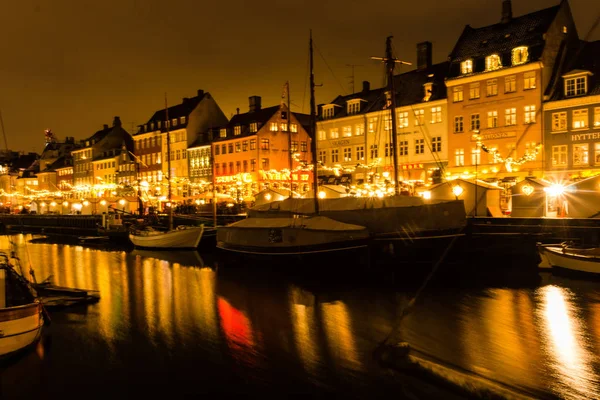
[1,234,600,399]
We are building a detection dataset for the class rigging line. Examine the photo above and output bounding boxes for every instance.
[313,42,348,95]
[302,45,310,114]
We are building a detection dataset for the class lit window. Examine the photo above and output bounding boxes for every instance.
[414,109,424,125]
[595,107,600,127]
[331,149,339,163]
[354,124,364,136]
[270,122,278,131]
[455,148,465,166]
[485,54,501,71]
[343,126,352,137]
[487,79,498,96]
[260,139,270,150]
[181,116,186,124]
[343,147,352,162]
[347,100,361,115]
[565,76,587,97]
[318,130,326,140]
[318,150,327,164]
[453,86,463,102]
[172,118,177,126]
[280,123,288,132]
[250,122,258,133]
[454,116,464,133]
[242,141,248,151]
[595,143,600,164]
[505,108,516,126]
[261,158,269,170]
[470,114,480,131]
[504,76,516,93]
[398,112,409,128]
[461,60,473,74]
[330,128,339,139]
[471,148,481,165]
[384,114,392,131]
[322,106,335,119]
[573,143,589,166]
[368,117,378,132]
[220,129,227,138]
[355,146,364,161]
[290,123,298,132]
[524,72,536,90]
[399,141,408,156]
[487,111,498,128]
[573,109,588,129]
[250,139,256,150]
[469,83,480,100]
[234,125,241,135]
[235,142,241,152]
[370,144,378,159]
[300,141,307,152]
[511,47,529,65]
[524,105,536,124]
[290,141,298,152]
[431,107,442,124]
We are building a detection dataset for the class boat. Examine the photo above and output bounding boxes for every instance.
[128,95,204,250]
[129,225,204,249]
[217,32,370,261]
[537,242,600,276]
[0,252,44,360]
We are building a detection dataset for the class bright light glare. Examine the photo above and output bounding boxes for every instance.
[452,185,464,198]
[544,184,565,197]
[422,191,431,200]
[318,191,326,199]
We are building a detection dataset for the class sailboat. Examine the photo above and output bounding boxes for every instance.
[216,32,371,259]
[0,252,44,359]
[129,95,204,250]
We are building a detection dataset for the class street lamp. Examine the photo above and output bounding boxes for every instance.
[452,185,464,200]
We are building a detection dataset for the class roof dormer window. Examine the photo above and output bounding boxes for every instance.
[485,54,501,71]
[234,125,241,136]
[322,105,335,119]
[565,75,588,97]
[423,82,433,102]
[511,47,528,66]
[461,60,473,75]
[219,128,227,138]
[347,99,361,115]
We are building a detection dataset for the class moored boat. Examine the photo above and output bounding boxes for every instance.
[537,244,600,276]
[129,225,204,249]
[0,254,44,360]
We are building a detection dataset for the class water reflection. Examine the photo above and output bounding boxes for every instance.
[538,285,597,400]
[2,235,600,399]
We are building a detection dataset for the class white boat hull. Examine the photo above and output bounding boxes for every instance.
[540,246,600,275]
[0,303,43,358]
[129,226,204,249]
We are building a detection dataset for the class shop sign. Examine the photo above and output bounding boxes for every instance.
[471,131,516,141]
[215,172,254,184]
[521,184,534,196]
[331,139,351,146]
[401,163,424,170]
[259,171,310,182]
[571,132,600,141]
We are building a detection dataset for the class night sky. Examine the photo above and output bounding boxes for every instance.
[0,0,598,153]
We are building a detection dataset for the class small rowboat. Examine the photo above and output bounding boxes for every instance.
[537,243,600,276]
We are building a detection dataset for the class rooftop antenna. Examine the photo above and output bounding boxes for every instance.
[345,64,363,93]
[371,36,412,196]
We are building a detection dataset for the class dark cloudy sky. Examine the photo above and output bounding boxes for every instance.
[0,0,597,153]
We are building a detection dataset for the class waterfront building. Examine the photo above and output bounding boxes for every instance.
[445,0,578,189]
[317,42,448,188]
[186,135,213,197]
[543,40,600,181]
[36,134,80,193]
[212,96,312,199]
[71,117,133,196]
[134,89,228,201]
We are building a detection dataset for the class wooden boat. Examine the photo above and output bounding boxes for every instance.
[217,215,370,256]
[537,243,600,276]
[0,254,44,359]
[129,225,204,249]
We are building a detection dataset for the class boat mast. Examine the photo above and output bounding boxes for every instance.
[165,94,173,231]
[211,146,217,228]
[0,110,10,205]
[309,30,319,215]
[286,82,293,199]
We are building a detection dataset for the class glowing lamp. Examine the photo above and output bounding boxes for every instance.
[195,200,201,205]
[73,203,82,211]
[200,200,205,205]
[318,191,326,199]
[544,184,565,197]
[100,200,107,206]
[452,185,464,199]
[119,199,126,206]
[264,193,272,201]
[226,202,234,207]
[83,200,90,206]
[40,202,46,207]
[63,201,69,207]
[422,191,431,200]
[50,202,57,207]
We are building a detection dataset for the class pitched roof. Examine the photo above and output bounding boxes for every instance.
[551,40,600,100]
[447,3,561,77]
[321,62,449,121]
[10,153,38,171]
[137,91,208,135]
[39,156,72,173]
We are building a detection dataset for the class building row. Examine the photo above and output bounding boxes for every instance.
[0,0,598,216]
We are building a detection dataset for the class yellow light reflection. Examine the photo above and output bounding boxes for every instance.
[320,301,362,371]
[288,286,320,375]
[539,285,597,399]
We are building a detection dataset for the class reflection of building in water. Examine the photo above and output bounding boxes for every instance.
[459,289,541,388]
[288,286,321,376]
[538,285,597,399]
[320,301,362,371]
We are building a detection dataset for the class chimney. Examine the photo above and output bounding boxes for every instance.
[113,116,122,127]
[417,41,432,70]
[103,124,109,130]
[501,0,512,24]
[197,89,204,97]
[249,96,262,112]
[236,107,240,115]
[362,81,370,93]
